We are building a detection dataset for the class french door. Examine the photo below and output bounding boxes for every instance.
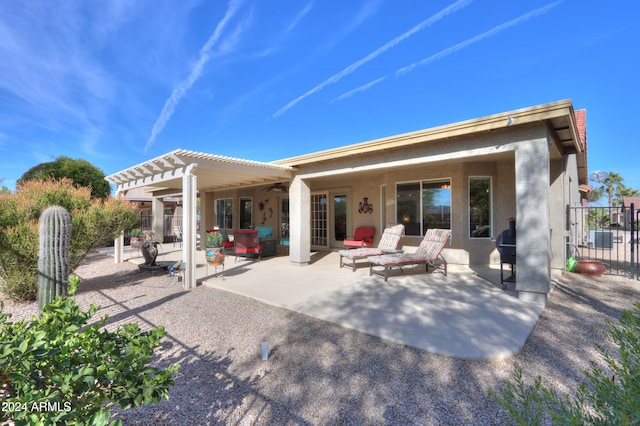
[311,189,351,249]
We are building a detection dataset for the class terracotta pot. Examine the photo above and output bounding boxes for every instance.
[575,260,606,277]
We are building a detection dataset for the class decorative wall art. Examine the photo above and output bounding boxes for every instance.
[259,199,273,224]
[358,197,373,214]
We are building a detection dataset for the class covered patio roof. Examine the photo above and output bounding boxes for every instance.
[105,149,296,196]
[274,99,587,184]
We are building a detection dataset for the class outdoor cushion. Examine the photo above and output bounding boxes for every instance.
[338,224,404,271]
[255,226,273,239]
[368,228,451,281]
[343,226,375,248]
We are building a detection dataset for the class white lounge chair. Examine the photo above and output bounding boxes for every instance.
[368,229,451,281]
[338,224,404,271]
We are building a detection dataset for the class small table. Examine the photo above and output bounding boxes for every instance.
[260,238,277,257]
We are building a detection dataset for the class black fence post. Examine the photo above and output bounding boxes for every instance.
[631,203,636,280]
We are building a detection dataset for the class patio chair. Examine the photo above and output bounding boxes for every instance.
[338,224,404,271]
[342,226,375,248]
[367,229,451,281]
[218,229,235,253]
[234,229,262,262]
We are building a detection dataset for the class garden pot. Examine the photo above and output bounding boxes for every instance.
[131,237,141,249]
[206,248,225,266]
[575,260,606,277]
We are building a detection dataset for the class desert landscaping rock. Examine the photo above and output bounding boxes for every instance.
[2,251,639,425]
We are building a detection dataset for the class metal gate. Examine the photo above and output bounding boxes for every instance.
[568,203,638,279]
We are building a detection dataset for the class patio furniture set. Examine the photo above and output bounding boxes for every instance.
[338,224,451,282]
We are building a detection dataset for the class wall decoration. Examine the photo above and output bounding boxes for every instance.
[358,197,373,214]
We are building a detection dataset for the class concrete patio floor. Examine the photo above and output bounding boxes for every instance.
[101,244,549,360]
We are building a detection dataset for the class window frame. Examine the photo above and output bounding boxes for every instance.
[215,198,233,229]
[396,178,452,237]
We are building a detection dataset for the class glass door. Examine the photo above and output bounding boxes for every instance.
[279,197,289,244]
[332,194,347,246]
[311,193,328,247]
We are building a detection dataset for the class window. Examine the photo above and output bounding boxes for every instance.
[469,177,492,238]
[397,179,451,236]
[239,198,252,229]
[215,198,233,229]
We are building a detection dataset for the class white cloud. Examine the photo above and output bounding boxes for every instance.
[331,77,386,103]
[333,1,562,101]
[285,1,314,33]
[396,1,562,76]
[144,0,246,153]
[272,0,473,118]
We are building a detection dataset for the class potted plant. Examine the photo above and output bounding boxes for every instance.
[130,228,142,248]
[205,230,225,266]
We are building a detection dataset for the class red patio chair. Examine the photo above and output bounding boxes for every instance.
[234,229,262,262]
[343,226,375,248]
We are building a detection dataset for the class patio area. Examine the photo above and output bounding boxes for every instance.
[100,244,550,360]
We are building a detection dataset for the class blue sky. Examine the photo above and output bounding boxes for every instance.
[1,0,638,194]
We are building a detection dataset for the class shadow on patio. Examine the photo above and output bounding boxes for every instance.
[197,251,545,360]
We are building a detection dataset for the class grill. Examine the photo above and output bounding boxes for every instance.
[496,220,516,289]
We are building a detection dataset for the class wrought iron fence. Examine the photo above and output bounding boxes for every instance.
[568,204,638,279]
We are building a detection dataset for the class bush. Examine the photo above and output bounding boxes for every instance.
[0,178,139,300]
[0,275,179,425]
[490,302,640,425]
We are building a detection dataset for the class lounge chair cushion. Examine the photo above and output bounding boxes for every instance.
[367,229,451,281]
[338,224,404,271]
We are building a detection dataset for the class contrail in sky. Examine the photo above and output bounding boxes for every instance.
[144,0,244,153]
[334,1,562,102]
[396,1,562,75]
[272,0,473,118]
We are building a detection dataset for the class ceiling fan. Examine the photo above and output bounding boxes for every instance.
[262,182,288,192]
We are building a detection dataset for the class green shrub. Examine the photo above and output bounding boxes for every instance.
[490,302,640,425]
[0,178,139,301]
[0,275,179,426]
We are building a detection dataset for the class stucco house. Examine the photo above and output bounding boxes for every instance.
[106,99,588,305]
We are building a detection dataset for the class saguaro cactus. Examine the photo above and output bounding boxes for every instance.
[37,205,72,311]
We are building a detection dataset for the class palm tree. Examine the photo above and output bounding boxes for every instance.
[602,172,624,208]
[615,183,640,207]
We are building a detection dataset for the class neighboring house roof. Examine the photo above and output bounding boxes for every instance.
[574,109,588,188]
[574,109,587,150]
[623,197,640,208]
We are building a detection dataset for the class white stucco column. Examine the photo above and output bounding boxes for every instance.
[114,189,124,264]
[152,197,164,243]
[515,138,550,305]
[182,165,198,289]
[290,176,310,265]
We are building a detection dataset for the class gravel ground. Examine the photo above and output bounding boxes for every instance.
[2,251,639,425]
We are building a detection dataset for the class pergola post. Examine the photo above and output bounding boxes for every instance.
[182,164,198,289]
[289,176,310,265]
[114,189,124,264]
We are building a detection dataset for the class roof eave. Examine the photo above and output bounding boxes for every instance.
[274,99,582,167]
